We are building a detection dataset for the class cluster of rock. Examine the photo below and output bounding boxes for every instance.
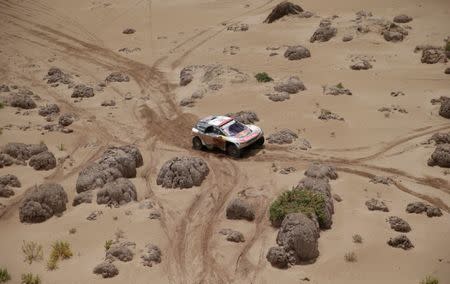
[387,235,414,250]
[219,228,245,243]
[0,87,39,110]
[227,23,249,32]
[369,175,394,185]
[382,22,409,42]
[284,46,311,61]
[19,183,68,223]
[387,216,411,232]
[416,45,448,64]
[179,65,249,106]
[324,84,352,96]
[318,109,344,121]
[267,129,298,144]
[349,55,374,70]
[226,110,259,124]
[74,145,143,207]
[226,198,255,221]
[0,142,56,171]
[435,96,450,119]
[429,132,450,145]
[427,143,450,168]
[406,201,442,217]
[156,156,209,189]
[310,19,337,43]
[366,198,389,212]
[105,72,130,83]
[266,76,306,101]
[378,105,408,116]
[266,163,338,268]
[263,1,304,23]
[38,104,76,133]
[0,174,21,198]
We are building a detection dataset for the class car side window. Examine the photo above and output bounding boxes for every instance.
[214,127,224,135]
[205,126,214,134]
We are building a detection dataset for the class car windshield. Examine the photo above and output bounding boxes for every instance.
[222,121,247,136]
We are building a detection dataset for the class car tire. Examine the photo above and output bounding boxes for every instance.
[192,137,203,150]
[226,144,241,158]
[255,136,265,147]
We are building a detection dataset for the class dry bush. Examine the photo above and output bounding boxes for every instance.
[344,251,357,262]
[104,240,113,251]
[22,241,43,264]
[69,228,76,234]
[47,241,73,270]
[352,234,363,243]
[21,273,40,284]
[421,276,439,284]
[0,268,11,283]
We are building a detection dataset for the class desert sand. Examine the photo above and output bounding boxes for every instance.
[0,0,450,283]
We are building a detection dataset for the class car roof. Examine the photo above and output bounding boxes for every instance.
[198,115,233,127]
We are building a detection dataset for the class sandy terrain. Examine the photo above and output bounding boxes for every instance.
[0,0,449,283]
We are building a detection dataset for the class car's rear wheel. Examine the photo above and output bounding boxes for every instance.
[226,144,241,158]
[192,137,203,150]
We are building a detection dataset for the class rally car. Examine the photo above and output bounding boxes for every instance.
[191,115,264,158]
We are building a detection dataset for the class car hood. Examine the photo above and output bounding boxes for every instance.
[226,125,262,143]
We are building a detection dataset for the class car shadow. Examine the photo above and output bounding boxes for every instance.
[194,144,264,160]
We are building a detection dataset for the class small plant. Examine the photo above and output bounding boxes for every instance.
[57,143,65,151]
[421,276,439,284]
[22,241,43,264]
[20,273,40,284]
[69,228,77,234]
[352,234,363,243]
[344,251,357,262]
[0,268,11,283]
[445,41,450,52]
[254,72,273,83]
[0,102,4,109]
[104,240,113,251]
[269,187,327,227]
[336,82,344,89]
[47,241,73,270]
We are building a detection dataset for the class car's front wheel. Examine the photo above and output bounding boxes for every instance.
[226,144,241,158]
[255,136,265,147]
[192,137,203,150]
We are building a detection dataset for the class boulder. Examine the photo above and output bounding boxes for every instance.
[284,46,311,60]
[263,2,303,23]
[429,132,450,144]
[342,35,353,42]
[393,14,412,23]
[141,244,162,267]
[387,216,411,232]
[387,235,414,250]
[267,93,290,102]
[267,129,298,144]
[0,185,14,198]
[97,178,137,206]
[28,151,57,171]
[2,143,48,161]
[427,144,450,167]
[276,213,320,263]
[180,67,194,86]
[19,183,68,223]
[101,100,116,107]
[72,191,93,206]
[106,245,134,262]
[71,84,94,98]
[365,198,389,212]
[226,111,259,124]
[310,26,337,43]
[226,230,245,243]
[421,48,447,64]
[318,109,344,121]
[59,113,74,127]
[38,104,60,117]
[266,246,288,268]
[106,72,130,83]
[122,28,135,34]
[439,98,450,118]
[350,60,372,70]
[93,262,119,278]
[304,163,338,180]
[45,67,71,84]
[227,23,249,32]
[9,93,36,109]
[226,198,255,221]
[406,202,442,217]
[324,84,352,96]
[0,174,21,187]
[156,156,209,189]
[274,76,306,94]
[0,154,15,168]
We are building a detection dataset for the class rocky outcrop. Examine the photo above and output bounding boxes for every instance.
[387,235,414,250]
[106,72,130,83]
[38,104,60,117]
[387,216,411,232]
[274,76,306,94]
[406,202,442,217]
[93,262,119,278]
[71,84,94,98]
[9,93,36,109]
[266,246,288,268]
[72,191,93,206]
[141,244,162,267]
[28,151,57,171]
[19,183,68,223]
[106,245,134,262]
[304,163,338,180]
[97,178,137,206]
[365,198,389,212]
[263,2,303,23]
[427,144,450,168]
[284,46,311,60]
[421,48,447,64]
[156,156,209,189]
[226,111,259,124]
[267,129,298,144]
[393,14,412,23]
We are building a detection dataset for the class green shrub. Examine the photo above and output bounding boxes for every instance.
[21,273,40,284]
[0,268,11,283]
[255,72,273,83]
[69,228,76,234]
[22,241,43,264]
[0,102,4,109]
[336,82,344,89]
[421,276,439,284]
[269,187,326,227]
[104,240,113,251]
[445,41,450,52]
[47,241,73,270]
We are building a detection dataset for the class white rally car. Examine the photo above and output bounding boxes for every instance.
[191,115,264,158]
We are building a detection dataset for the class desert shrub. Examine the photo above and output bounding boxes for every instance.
[0,268,11,283]
[269,187,326,227]
[104,240,113,251]
[69,228,76,234]
[255,72,273,83]
[47,241,73,270]
[22,241,43,264]
[0,102,4,109]
[344,251,357,262]
[20,273,40,284]
[352,234,363,243]
[421,276,439,284]
[445,41,450,52]
[336,82,344,89]
[57,144,65,151]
